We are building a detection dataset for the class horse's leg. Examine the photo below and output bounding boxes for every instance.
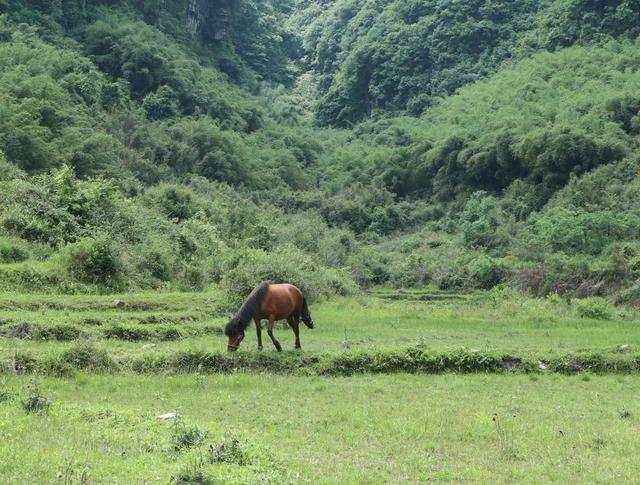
[287,315,301,350]
[267,315,282,352]
[255,318,263,351]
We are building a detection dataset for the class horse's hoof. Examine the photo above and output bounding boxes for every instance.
[275,345,282,352]
[258,346,263,351]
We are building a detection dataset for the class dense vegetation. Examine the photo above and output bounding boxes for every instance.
[1,0,640,302]
[290,0,640,125]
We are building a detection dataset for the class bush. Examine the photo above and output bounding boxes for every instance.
[461,192,501,249]
[438,270,468,291]
[136,242,174,283]
[221,245,357,306]
[144,185,199,223]
[0,160,26,181]
[0,240,30,263]
[143,85,178,119]
[59,341,117,371]
[0,263,63,293]
[64,236,123,288]
[0,387,14,403]
[468,257,506,290]
[349,247,390,288]
[531,207,640,255]
[576,298,612,320]
[614,284,640,307]
[390,254,431,289]
[157,327,183,341]
[171,458,214,485]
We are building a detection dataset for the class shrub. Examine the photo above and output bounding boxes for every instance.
[0,263,63,293]
[0,160,26,181]
[531,207,639,255]
[461,192,501,250]
[143,85,178,119]
[390,254,431,289]
[144,185,199,222]
[59,341,117,371]
[175,215,227,289]
[221,245,356,306]
[0,240,30,263]
[576,298,612,320]
[157,327,183,341]
[3,322,32,339]
[64,236,123,288]
[136,243,174,283]
[349,247,390,288]
[468,257,506,290]
[438,269,468,290]
[614,284,640,307]
[0,386,14,403]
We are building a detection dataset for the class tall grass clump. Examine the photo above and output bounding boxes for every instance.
[21,380,52,414]
[59,341,118,372]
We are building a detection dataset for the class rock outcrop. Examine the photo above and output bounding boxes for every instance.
[187,0,231,41]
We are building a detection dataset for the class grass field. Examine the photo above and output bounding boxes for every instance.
[1,289,640,483]
[1,374,639,483]
[1,288,638,359]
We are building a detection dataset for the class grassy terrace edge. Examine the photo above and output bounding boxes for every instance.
[4,345,640,377]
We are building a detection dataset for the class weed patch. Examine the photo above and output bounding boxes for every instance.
[171,418,207,452]
[21,380,52,414]
[171,456,215,485]
[209,435,252,466]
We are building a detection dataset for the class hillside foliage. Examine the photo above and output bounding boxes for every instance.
[1,1,640,300]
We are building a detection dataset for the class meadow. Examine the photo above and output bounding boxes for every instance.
[1,289,639,483]
[1,373,639,484]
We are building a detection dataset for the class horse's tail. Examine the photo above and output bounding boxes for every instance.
[301,297,314,329]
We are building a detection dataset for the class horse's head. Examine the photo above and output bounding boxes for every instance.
[225,317,244,352]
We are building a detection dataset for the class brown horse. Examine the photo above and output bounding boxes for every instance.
[224,282,314,352]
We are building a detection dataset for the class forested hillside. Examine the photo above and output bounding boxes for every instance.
[1,0,640,303]
[290,0,640,125]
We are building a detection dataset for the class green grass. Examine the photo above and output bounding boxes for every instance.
[1,290,638,364]
[1,290,639,483]
[1,373,639,483]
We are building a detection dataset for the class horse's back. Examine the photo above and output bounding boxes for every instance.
[258,283,303,319]
[271,283,302,298]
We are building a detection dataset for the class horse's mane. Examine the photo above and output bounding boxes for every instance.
[225,282,269,334]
